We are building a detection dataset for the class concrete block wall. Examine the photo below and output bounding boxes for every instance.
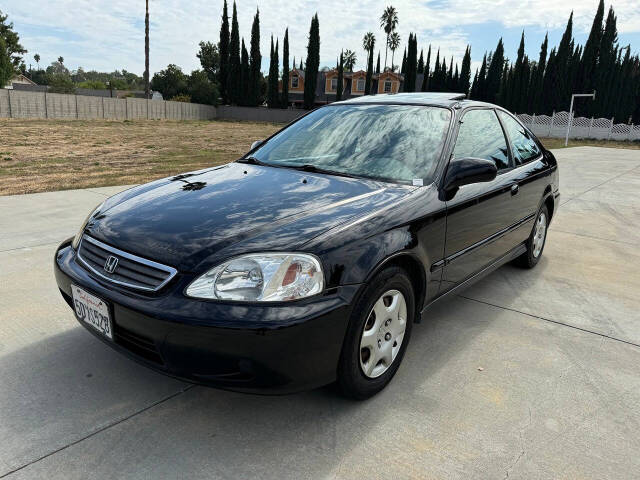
[216,105,302,123]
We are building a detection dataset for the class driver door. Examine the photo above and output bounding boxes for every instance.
[440,108,519,293]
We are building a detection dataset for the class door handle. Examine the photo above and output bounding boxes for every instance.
[510,184,519,195]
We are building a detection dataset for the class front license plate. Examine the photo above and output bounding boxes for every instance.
[71,285,113,340]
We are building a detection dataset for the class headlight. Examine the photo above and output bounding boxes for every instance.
[71,201,104,250]
[186,253,324,301]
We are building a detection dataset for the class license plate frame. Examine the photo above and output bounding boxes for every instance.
[71,284,113,340]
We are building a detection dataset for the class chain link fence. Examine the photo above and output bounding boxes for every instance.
[517,111,640,141]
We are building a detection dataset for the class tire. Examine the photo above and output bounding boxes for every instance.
[514,204,549,269]
[337,266,415,400]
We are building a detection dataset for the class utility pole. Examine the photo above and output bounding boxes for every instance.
[565,91,596,147]
[144,0,150,99]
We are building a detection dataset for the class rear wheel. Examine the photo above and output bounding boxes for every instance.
[337,266,414,400]
[514,204,549,269]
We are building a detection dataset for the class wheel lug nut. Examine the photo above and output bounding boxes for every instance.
[377,339,382,348]
[385,332,392,341]
[385,319,391,326]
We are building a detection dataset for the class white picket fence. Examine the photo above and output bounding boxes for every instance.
[516,111,640,141]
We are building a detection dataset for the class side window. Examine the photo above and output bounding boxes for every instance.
[453,109,510,171]
[497,111,542,165]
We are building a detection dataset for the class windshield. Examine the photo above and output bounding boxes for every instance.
[249,104,452,183]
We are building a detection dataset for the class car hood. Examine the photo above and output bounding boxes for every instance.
[86,162,413,272]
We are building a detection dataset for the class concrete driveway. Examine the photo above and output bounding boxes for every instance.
[1,146,639,479]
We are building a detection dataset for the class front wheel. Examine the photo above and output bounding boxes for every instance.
[337,266,414,400]
[514,204,549,269]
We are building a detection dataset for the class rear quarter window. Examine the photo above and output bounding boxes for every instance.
[497,111,542,165]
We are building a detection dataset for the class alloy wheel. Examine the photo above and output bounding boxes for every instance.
[532,211,547,258]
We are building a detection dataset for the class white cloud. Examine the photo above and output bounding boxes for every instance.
[5,0,640,75]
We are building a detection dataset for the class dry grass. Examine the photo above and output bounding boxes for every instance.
[0,119,281,196]
[539,137,640,150]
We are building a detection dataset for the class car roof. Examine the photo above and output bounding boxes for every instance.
[335,92,495,109]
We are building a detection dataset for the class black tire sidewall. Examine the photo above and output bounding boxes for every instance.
[526,204,549,267]
[337,266,415,400]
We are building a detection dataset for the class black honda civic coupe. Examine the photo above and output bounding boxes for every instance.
[54,93,559,399]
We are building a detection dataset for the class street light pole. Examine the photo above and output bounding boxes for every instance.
[565,91,596,147]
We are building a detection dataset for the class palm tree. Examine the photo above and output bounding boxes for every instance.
[343,49,357,72]
[57,56,64,65]
[144,0,150,99]
[388,32,400,71]
[34,54,40,70]
[362,32,375,64]
[380,6,398,70]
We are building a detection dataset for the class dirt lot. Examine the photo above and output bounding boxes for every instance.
[1,118,638,196]
[0,119,281,196]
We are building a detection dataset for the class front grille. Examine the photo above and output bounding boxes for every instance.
[114,325,164,365]
[77,235,177,292]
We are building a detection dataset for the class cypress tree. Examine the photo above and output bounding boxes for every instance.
[300,58,304,69]
[459,46,471,96]
[447,57,454,90]
[453,64,459,92]
[508,32,526,111]
[577,0,605,103]
[473,54,487,100]
[405,33,417,91]
[418,49,424,74]
[240,38,249,105]
[421,44,431,91]
[401,47,407,75]
[485,39,505,103]
[441,57,447,91]
[303,14,320,109]
[336,51,344,101]
[529,34,548,113]
[227,2,241,104]
[376,52,380,74]
[218,0,230,103]
[281,28,289,108]
[267,36,279,108]
[550,12,574,112]
[593,7,618,117]
[431,49,441,91]
[248,9,262,106]
[470,69,479,99]
[541,47,557,113]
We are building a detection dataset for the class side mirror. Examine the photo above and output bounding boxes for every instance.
[250,140,264,151]
[444,157,497,191]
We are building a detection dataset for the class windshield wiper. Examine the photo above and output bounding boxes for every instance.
[237,156,269,166]
[280,163,359,179]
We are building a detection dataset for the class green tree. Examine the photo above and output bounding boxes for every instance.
[528,34,548,113]
[417,49,424,74]
[380,6,398,70]
[343,49,356,72]
[188,69,219,105]
[431,48,441,91]
[34,53,40,69]
[404,33,417,91]
[227,1,241,104]
[0,10,26,70]
[593,7,618,117]
[485,38,505,103]
[471,53,487,100]
[240,39,249,105]
[197,41,220,84]
[577,0,604,106]
[363,32,376,93]
[400,47,406,74]
[77,80,107,90]
[218,0,230,103]
[376,52,380,74]
[0,37,12,88]
[336,51,344,101]
[151,64,188,99]
[421,44,431,91]
[281,28,289,108]
[267,36,279,108]
[388,32,400,71]
[48,73,76,94]
[248,8,262,106]
[303,14,320,109]
[459,45,471,96]
[363,32,375,94]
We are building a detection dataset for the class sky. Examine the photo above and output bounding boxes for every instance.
[4,0,640,78]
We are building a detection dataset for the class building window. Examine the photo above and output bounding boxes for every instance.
[384,80,392,92]
[292,75,299,88]
[331,78,337,91]
[356,78,365,91]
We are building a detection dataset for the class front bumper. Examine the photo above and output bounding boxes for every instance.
[54,240,360,394]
